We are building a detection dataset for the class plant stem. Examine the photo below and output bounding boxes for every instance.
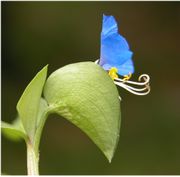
[27,141,39,175]
[26,106,49,175]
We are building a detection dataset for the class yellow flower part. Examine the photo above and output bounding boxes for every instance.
[123,73,132,82]
[108,67,118,80]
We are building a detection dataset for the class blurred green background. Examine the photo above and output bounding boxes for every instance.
[2,2,180,175]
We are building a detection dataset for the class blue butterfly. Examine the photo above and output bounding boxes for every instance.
[99,14,134,77]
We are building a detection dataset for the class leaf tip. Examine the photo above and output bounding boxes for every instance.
[104,151,114,163]
[16,64,49,139]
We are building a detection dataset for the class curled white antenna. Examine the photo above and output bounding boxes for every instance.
[115,74,150,86]
[114,74,150,96]
[95,59,150,96]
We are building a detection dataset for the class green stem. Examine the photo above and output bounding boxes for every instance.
[27,109,50,175]
[27,141,39,175]
[33,110,49,157]
[26,106,51,175]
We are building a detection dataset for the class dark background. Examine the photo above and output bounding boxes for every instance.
[1,2,180,175]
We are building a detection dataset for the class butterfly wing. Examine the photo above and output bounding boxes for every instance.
[100,14,134,76]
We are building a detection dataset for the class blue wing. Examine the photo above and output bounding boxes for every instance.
[117,58,134,76]
[101,14,118,38]
[100,14,134,76]
[101,58,134,76]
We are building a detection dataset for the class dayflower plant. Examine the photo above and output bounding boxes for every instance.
[96,14,150,96]
[2,14,150,175]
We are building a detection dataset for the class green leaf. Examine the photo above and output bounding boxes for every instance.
[1,118,27,142]
[33,97,49,155]
[17,65,48,141]
[36,98,48,127]
[43,62,121,162]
